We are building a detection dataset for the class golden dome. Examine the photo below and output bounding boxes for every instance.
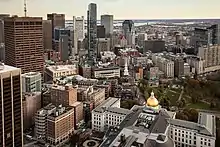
[146,91,159,107]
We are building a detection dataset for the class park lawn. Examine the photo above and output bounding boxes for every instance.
[186,102,210,110]
[167,90,180,105]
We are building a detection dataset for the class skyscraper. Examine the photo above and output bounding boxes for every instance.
[43,20,52,50]
[122,20,135,46]
[47,13,65,50]
[73,16,85,55]
[4,16,44,74]
[208,24,220,45]
[87,3,97,65]
[59,35,69,61]
[0,14,10,43]
[0,64,23,147]
[101,14,113,36]
[73,16,85,40]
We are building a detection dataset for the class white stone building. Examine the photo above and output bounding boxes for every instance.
[168,113,216,147]
[44,64,78,82]
[92,98,131,132]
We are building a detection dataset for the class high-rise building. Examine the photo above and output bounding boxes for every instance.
[144,40,165,53]
[73,16,85,40]
[22,72,42,93]
[97,38,110,54]
[0,20,4,44]
[101,15,113,36]
[73,16,84,55]
[4,16,44,74]
[122,20,135,46]
[43,20,52,50]
[59,35,69,61]
[198,44,220,68]
[0,43,5,62]
[0,14,10,43]
[0,64,23,147]
[47,13,65,50]
[87,3,97,65]
[191,28,209,52]
[174,58,184,77]
[54,28,71,55]
[208,24,220,45]
[97,25,105,38]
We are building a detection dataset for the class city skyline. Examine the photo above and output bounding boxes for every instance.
[0,0,220,19]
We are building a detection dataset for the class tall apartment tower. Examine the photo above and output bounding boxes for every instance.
[87,3,97,65]
[4,17,44,74]
[101,14,113,37]
[0,64,23,147]
[43,20,52,50]
[47,13,65,50]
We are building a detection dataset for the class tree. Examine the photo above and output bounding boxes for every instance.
[181,98,186,107]
[177,101,183,108]
[176,108,198,123]
[187,108,198,122]
[160,97,171,108]
[176,112,189,121]
[121,100,140,109]
[72,77,78,85]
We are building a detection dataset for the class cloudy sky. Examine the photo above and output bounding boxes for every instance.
[0,0,219,19]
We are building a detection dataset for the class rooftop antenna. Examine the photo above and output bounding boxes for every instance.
[24,0,27,17]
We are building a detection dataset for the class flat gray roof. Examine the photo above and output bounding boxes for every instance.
[106,107,132,115]
[0,64,20,74]
[168,112,216,137]
[100,107,173,147]
[93,97,119,113]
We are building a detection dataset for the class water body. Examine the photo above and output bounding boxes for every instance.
[66,19,220,27]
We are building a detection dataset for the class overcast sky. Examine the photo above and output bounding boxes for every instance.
[0,0,219,19]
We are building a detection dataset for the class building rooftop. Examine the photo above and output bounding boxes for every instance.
[56,75,98,85]
[167,112,216,137]
[106,107,132,115]
[51,84,74,91]
[100,107,174,147]
[93,98,120,113]
[22,72,41,77]
[72,101,82,107]
[94,66,120,71]
[0,64,20,74]
[46,65,76,73]
[48,105,74,118]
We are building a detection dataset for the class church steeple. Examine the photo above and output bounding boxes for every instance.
[124,57,129,76]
